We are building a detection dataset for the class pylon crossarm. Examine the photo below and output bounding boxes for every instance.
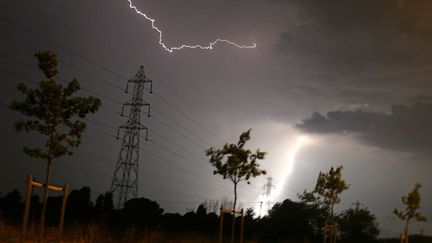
[118,123,148,131]
[123,100,150,107]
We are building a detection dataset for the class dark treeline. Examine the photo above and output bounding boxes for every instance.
[1,187,430,242]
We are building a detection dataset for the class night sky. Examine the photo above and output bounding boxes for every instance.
[1,0,431,237]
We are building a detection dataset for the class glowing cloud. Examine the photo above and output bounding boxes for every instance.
[127,0,257,52]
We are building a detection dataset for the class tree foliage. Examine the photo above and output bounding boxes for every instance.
[118,198,164,229]
[0,189,22,224]
[393,182,427,239]
[10,51,101,160]
[299,166,349,221]
[206,129,266,187]
[337,207,380,243]
[66,186,94,222]
[206,129,266,211]
[260,199,315,242]
[298,165,349,241]
[95,192,114,219]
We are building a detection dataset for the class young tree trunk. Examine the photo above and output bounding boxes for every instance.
[39,157,53,242]
[329,202,336,243]
[330,202,335,224]
[404,219,410,243]
[231,182,238,243]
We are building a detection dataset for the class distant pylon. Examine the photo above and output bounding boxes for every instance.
[110,66,152,208]
[263,176,275,211]
[352,200,364,212]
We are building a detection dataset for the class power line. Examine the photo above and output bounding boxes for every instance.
[0,91,267,199]
[149,113,209,151]
[0,15,226,145]
[0,116,260,202]
[0,53,122,115]
[0,55,213,164]
[0,136,228,202]
[75,119,237,194]
[0,17,276,202]
[0,35,219,151]
[22,2,227,137]
[151,91,226,143]
[148,128,205,160]
[0,16,131,82]
[148,139,209,173]
[0,99,225,195]
[0,114,264,199]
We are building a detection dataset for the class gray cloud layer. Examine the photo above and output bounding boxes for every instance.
[297,102,432,157]
[270,0,432,110]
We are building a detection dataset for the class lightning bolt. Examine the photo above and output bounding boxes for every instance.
[254,136,308,216]
[127,0,257,52]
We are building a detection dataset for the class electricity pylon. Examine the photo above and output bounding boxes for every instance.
[263,176,275,212]
[110,66,152,208]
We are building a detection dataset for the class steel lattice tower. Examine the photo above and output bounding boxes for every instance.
[110,66,152,208]
[263,176,275,212]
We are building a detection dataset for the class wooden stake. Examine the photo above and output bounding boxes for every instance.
[239,209,244,243]
[219,204,224,243]
[21,173,33,241]
[59,183,69,241]
[21,173,69,242]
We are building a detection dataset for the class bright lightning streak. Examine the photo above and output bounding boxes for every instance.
[127,0,257,52]
[254,136,308,216]
[271,136,307,200]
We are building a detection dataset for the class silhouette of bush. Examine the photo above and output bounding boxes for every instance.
[0,189,22,224]
[111,198,163,229]
[66,187,93,223]
[258,199,316,242]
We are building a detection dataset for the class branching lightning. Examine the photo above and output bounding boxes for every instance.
[127,0,257,52]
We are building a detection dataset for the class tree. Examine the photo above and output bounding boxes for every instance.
[393,183,427,242]
[9,50,101,238]
[94,192,114,220]
[337,206,380,243]
[0,189,22,223]
[300,166,349,223]
[181,204,219,233]
[66,187,94,222]
[206,129,266,243]
[260,199,314,242]
[120,198,164,228]
[299,166,349,242]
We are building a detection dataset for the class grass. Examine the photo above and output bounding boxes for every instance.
[0,216,224,243]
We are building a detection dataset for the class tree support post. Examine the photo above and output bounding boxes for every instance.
[219,205,245,243]
[400,233,408,243]
[239,209,244,243]
[219,204,224,243]
[333,224,337,243]
[324,223,336,243]
[59,183,69,241]
[21,173,68,242]
[21,173,33,242]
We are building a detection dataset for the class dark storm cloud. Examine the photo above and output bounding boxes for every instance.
[275,0,432,68]
[297,102,432,156]
[333,89,392,105]
[409,94,432,104]
[269,0,432,106]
